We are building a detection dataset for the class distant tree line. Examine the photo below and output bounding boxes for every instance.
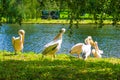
[0,0,120,27]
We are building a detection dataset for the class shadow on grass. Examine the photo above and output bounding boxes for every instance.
[0,57,120,80]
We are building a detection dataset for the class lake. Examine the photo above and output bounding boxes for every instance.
[0,24,120,58]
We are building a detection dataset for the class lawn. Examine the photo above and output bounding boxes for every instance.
[0,51,120,80]
[22,19,115,25]
[22,18,120,25]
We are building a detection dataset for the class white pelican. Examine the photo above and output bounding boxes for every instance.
[92,41,103,58]
[69,36,94,60]
[12,29,25,54]
[42,28,66,59]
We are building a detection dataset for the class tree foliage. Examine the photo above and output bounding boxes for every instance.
[0,0,120,26]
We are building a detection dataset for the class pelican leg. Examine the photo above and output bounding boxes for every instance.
[51,54,56,61]
[53,54,56,60]
[41,55,45,60]
[21,49,23,53]
[14,50,17,55]
[53,54,56,58]
[78,54,80,58]
[82,53,86,60]
[78,51,82,58]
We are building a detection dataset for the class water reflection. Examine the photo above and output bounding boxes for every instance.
[0,24,120,58]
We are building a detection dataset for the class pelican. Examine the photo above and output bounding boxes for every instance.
[12,29,25,54]
[42,28,66,59]
[69,36,94,60]
[92,41,103,58]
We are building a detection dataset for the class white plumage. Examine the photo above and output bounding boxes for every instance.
[42,28,66,59]
[69,36,94,60]
[82,42,91,60]
[12,29,25,54]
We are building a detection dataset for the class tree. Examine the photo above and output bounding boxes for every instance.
[0,0,120,27]
[108,0,120,27]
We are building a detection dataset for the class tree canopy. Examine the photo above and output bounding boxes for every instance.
[0,0,120,26]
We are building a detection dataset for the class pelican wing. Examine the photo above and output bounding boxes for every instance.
[69,43,84,54]
[12,36,23,52]
[71,43,84,51]
[44,40,57,48]
[42,43,58,55]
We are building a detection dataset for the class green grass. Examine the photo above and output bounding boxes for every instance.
[1,16,119,25]
[22,19,116,25]
[0,51,120,80]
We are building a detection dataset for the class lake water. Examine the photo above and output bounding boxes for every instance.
[0,24,120,58]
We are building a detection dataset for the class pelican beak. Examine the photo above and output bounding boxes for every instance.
[60,28,66,33]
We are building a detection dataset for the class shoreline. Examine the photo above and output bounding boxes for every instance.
[1,19,120,25]
[22,19,120,25]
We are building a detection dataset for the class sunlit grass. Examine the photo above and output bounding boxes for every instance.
[0,51,120,80]
[22,19,118,25]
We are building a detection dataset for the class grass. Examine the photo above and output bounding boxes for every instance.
[22,18,119,25]
[1,17,120,25]
[0,51,120,80]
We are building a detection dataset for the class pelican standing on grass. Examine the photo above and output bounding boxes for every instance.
[42,28,66,59]
[92,41,103,58]
[12,29,25,54]
[69,36,94,60]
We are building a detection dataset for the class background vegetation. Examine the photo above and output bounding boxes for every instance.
[0,1,120,79]
[0,0,120,27]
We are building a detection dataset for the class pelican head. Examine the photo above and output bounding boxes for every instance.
[18,29,25,36]
[85,36,94,46]
[59,28,66,33]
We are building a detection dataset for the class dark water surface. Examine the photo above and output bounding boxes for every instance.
[0,24,120,58]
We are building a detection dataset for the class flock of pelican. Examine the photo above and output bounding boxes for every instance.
[69,36,103,60]
[12,28,103,60]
